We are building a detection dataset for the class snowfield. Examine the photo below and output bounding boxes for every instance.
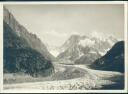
[4,62,124,91]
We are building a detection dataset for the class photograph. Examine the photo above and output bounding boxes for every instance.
[2,3,126,92]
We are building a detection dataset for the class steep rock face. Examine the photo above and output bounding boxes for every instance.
[4,7,55,61]
[57,35,82,61]
[57,34,117,65]
[4,8,54,77]
[75,53,101,65]
[90,41,124,73]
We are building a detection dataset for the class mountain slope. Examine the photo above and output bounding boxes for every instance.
[4,7,55,61]
[89,41,124,73]
[57,34,117,65]
[4,8,54,77]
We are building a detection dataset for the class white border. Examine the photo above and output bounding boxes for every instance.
[124,3,128,93]
[0,3,3,93]
[0,1,127,93]
[0,1,127,4]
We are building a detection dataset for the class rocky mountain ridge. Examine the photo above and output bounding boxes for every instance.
[57,34,117,65]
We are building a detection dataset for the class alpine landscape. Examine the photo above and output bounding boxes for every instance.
[3,4,125,91]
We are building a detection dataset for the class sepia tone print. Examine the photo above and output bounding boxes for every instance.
[3,4,125,91]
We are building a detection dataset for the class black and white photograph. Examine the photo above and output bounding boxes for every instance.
[2,3,127,93]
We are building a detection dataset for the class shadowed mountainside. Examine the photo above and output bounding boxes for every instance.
[90,41,124,73]
[4,7,55,61]
[4,8,54,77]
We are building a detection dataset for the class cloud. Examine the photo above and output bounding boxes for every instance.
[70,31,80,35]
[45,30,68,38]
[40,30,83,47]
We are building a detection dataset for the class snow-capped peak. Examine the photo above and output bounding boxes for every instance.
[78,38,95,47]
[89,31,107,41]
[45,44,61,57]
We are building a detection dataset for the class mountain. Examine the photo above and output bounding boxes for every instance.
[89,41,124,73]
[4,7,55,61]
[45,44,60,57]
[57,34,117,65]
[4,8,54,77]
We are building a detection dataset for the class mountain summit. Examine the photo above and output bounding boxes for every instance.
[57,33,117,65]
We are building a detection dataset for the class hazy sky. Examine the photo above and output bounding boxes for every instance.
[5,4,124,47]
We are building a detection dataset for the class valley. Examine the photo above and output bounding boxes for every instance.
[4,61,124,90]
[3,7,125,92]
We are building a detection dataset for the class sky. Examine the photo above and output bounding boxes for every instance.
[5,4,124,47]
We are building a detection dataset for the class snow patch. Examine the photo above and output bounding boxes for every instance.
[79,52,84,57]
[79,39,95,47]
[90,31,106,41]
[99,48,110,56]
[107,39,114,46]
[50,50,59,57]
[89,51,97,54]
[99,51,105,56]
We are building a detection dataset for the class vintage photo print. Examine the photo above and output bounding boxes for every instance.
[1,2,127,93]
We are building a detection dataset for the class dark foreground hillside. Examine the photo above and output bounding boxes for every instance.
[90,41,124,73]
[4,18,54,77]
